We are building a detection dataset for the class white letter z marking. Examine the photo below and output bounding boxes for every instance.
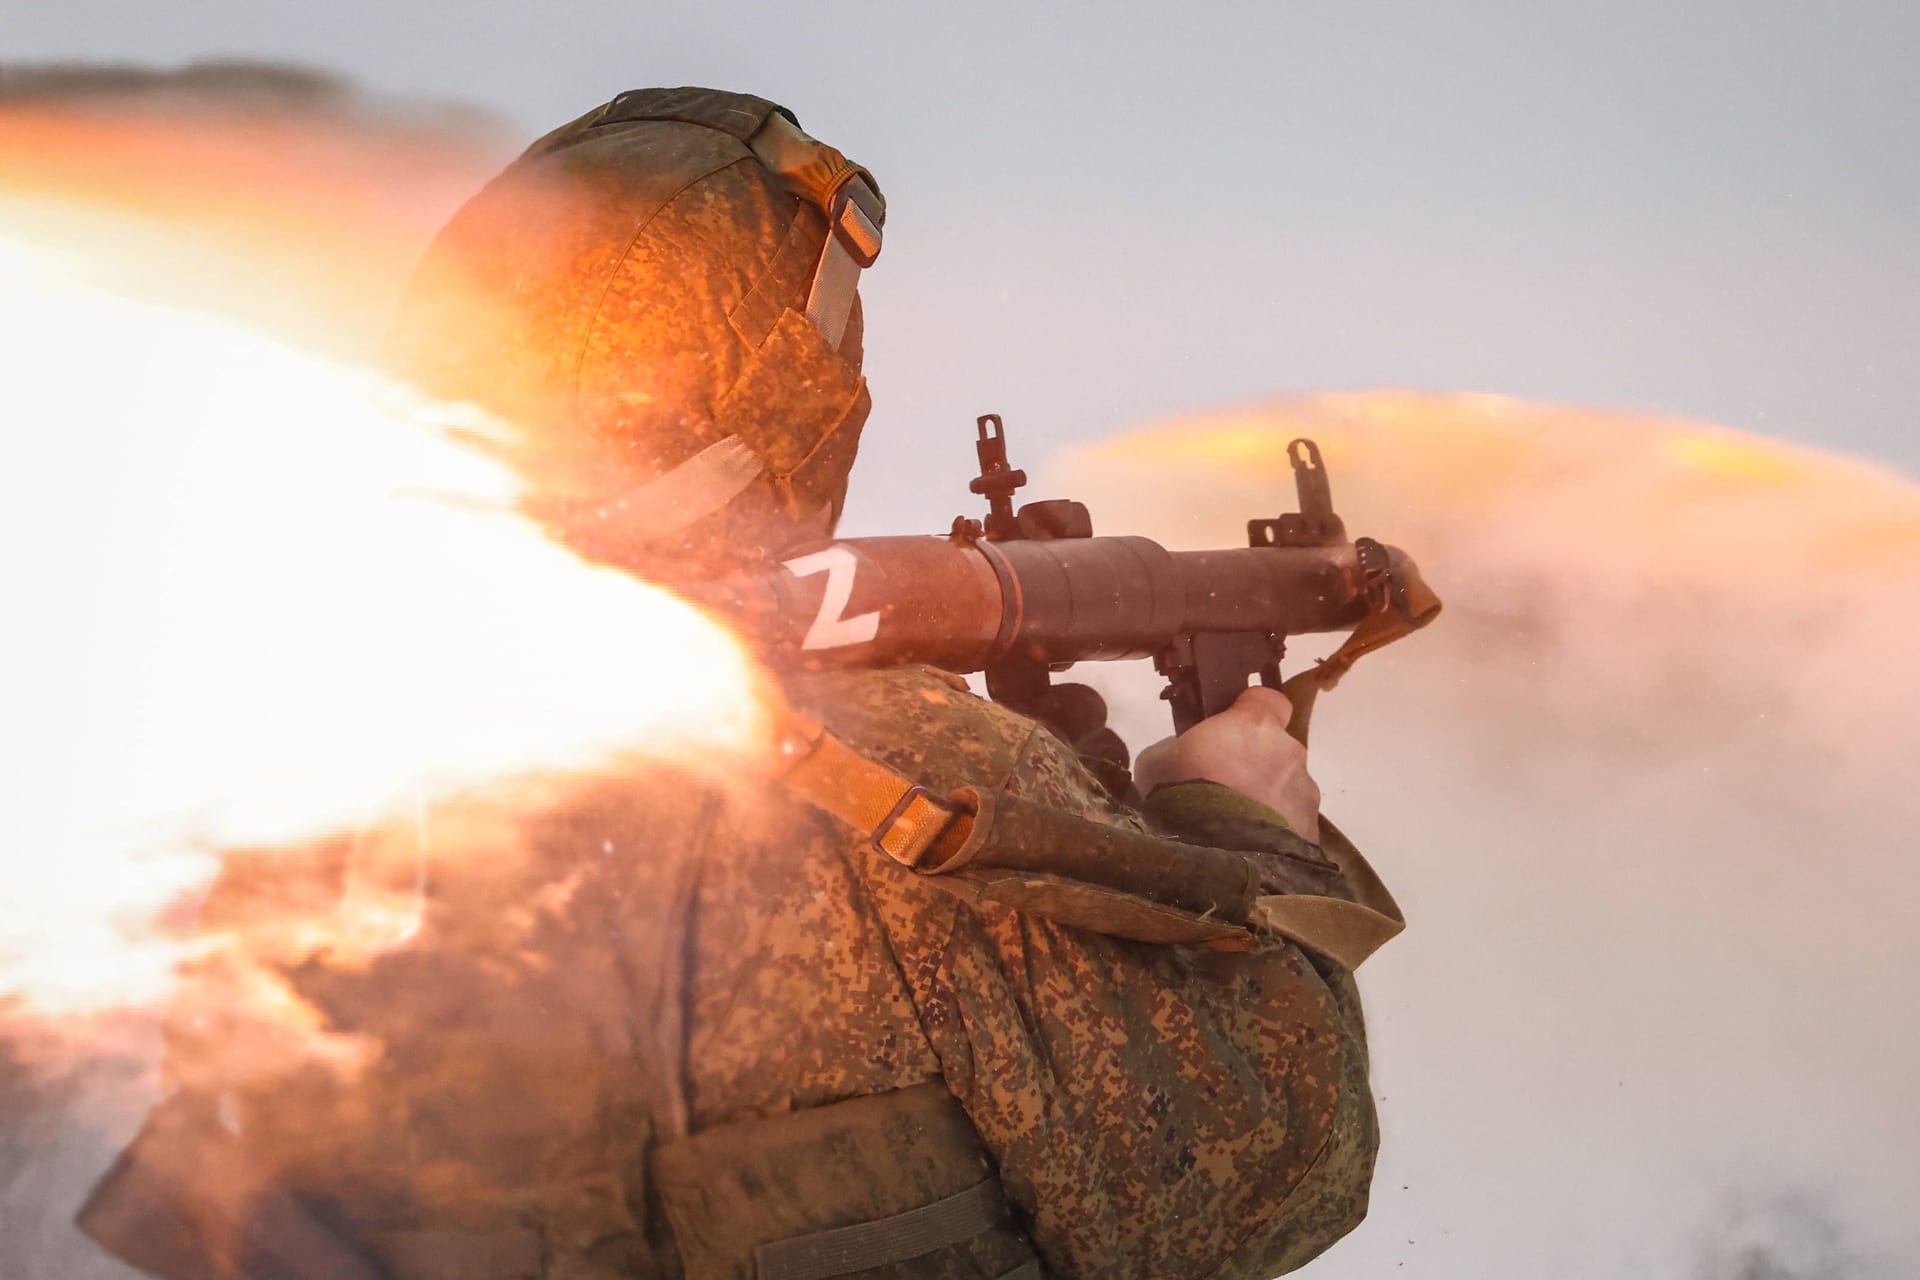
[781,545,881,650]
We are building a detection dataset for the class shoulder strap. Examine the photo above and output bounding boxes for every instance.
[769,708,1398,965]
[771,709,967,867]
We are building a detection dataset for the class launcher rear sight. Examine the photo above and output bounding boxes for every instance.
[953,413,1345,551]
[676,411,1434,787]
[952,414,1094,545]
[950,414,1363,771]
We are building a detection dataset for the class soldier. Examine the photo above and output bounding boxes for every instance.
[80,88,1394,1279]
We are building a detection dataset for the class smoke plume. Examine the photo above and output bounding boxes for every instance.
[1047,392,1920,1276]
[1689,1188,1895,1280]
[6,57,1915,1277]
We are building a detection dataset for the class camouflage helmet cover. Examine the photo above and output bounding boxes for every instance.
[388,87,883,574]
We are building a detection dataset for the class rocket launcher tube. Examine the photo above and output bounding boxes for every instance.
[675,532,1399,678]
[672,426,1439,741]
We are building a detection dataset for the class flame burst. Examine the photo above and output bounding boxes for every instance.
[0,236,770,1020]
[0,82,772,1035]
[0,77,507,362]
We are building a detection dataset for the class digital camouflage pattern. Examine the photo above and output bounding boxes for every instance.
[791,668,1380,1278]
[387,87,874,579]
[130,665,1378,1279]
[651,1081,1034,1279]
[87,88,1383,1280]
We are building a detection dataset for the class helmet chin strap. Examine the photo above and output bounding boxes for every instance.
[802,189,881,349]
[567,111,886,556]
[573,433,847,561]
[578,434,767,545]
[747,112,884,350]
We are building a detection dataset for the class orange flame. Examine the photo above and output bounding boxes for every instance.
[0,234,772,1021]
[0,98,504,361]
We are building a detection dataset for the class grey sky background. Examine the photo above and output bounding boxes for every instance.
[7,4,1920,1278]
[11,0,1917,540]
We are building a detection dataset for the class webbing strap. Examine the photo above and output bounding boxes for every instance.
[771,712,971,867]
[753,1178,1010,1280]
[805,228,861,347]
[747,112,884,350]
[1281,540,1442,745]
[803,189,881,348]
[770,710,1397,964]
[578,434,766,544]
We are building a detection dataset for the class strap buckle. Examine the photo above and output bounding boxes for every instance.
[829,183,884,269]
[871,784,951,863]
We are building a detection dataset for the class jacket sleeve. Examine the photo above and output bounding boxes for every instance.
[1143,779,1406,972]
[76,1090,384,1280]
[80,770,710,1280]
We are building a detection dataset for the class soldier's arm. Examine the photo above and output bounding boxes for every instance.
[1133,685,1320,841]
[1134,685,1403,951]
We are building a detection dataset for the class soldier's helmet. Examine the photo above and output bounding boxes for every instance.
[388,87,884,576]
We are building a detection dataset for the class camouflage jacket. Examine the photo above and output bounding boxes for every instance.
[99,667,1380,1279]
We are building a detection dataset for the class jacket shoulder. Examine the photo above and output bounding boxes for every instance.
[784,666,1137,822]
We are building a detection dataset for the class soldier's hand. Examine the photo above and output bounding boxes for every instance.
[1134,686,1321,842]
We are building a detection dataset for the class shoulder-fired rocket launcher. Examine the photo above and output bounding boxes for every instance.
[677,416,1440,765]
